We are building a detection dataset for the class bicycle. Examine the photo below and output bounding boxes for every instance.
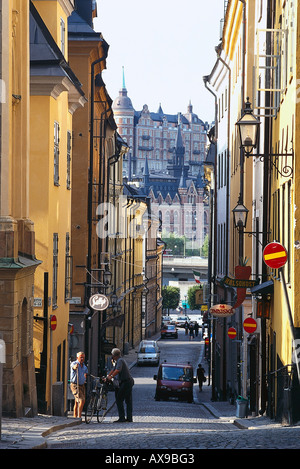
[85,375,115,424]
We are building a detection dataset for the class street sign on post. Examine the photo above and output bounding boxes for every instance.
[228,327,237,339]
[50,315,57,331]
[243,317,257,334]
[263,242,288,269]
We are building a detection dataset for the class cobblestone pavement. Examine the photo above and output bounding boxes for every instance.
[1,331,299,450]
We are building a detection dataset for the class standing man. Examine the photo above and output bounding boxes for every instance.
[70,351,88,418]
[107,348,134,423]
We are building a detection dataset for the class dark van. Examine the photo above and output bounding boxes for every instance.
[153,362,196,403]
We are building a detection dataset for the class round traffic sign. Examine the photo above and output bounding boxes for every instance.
[50,315,57,331]
[263,242,287,269]
[243,317,257,334]
[228,327,237,339]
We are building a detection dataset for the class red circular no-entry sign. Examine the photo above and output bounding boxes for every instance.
[50,315,57,331]
[228,327,237,339]
[243,317,257,334]
[263,242,287,269]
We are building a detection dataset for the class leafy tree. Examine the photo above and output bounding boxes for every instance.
[187,285,203,310]
[162,286,180,313]
[200,234,209,257]
[162,232,185,256]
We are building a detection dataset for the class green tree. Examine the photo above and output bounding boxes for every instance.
[187,285,203,310]
[162,232,185,256]
[162,286,180,313]
[200,234,209,257]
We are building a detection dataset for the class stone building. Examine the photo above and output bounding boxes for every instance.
[112,76,210,252]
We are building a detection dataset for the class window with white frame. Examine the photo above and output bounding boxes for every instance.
[65,232,73,301]
[67,131,71,189]
[53,233,58,308]
[54,121,60,186]
[60,18,65,56]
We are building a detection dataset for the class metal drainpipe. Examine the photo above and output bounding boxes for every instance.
[215,51,231,279]
[88,55,106,292]
[86,54,107,361]
[216,51,232,402]
[238,0,247,399]
[203,75,218,401]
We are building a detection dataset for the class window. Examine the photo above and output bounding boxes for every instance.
[65,233,73,301]
[54,121,60,186]
[53,233,58,308]
[60,18,65,56]
[67,131,71,189]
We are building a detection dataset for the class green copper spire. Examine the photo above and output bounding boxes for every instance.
[122,66,126,89]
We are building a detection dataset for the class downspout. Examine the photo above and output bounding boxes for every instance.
[260,0,273,416]
[86,54,107,361]
[88,54,107,302]
[203,75,218,402]
[215,50,232,401]
[238,0,247,399]
[215,50,231,279]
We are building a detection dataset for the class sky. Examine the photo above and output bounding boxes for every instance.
[94,0,225,123]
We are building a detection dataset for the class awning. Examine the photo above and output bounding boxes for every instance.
[251,280,274,296]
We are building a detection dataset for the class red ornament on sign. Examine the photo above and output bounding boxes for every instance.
[50,315,57,331]
[243,317,257,334]
[263,242,287,269]
[228,327,237,339]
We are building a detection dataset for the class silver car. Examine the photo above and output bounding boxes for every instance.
[136,340,160,366]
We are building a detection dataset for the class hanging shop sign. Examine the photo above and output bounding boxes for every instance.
[89,293,109,311]
[221,276,259,288]
[228,327,237,339]
[233,264,252,309]
[243,317,257,334]
[209,304,235,318]
[263,242,287,269]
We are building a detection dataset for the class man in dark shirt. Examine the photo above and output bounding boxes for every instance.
[107,348,134,422]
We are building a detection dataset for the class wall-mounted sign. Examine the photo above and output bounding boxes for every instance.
[243,317,257,334]
[69,297,81,305]
[89,293,109,311]
[263,242,287,269]
[33,298,43,307]
[221,276,258,288]
[0,339,6,363]
[50,315,57,331]
[228,327,237,339]
[209,304,235,318]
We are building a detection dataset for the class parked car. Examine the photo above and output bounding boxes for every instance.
[175,316,190,327]
[162,315,172,324]
[153,362,196,403]
[160,324,178,339]
[136,340,160,366]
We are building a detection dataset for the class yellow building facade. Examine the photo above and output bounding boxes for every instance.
[0,0,40,417]
[206,0,300,422]
[266,0,299,421]
[29,0,85,414]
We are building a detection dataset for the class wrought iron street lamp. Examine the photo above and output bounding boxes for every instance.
[236,98,293,177]
[236,98,260,156]
[232,198,249,230]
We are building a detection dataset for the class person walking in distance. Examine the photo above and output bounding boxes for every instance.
[70,351,88,418]
[197,364,206,391]
[107,348,134,422]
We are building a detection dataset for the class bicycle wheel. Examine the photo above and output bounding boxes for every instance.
[85,392,97,424]
[96,391,108,423]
